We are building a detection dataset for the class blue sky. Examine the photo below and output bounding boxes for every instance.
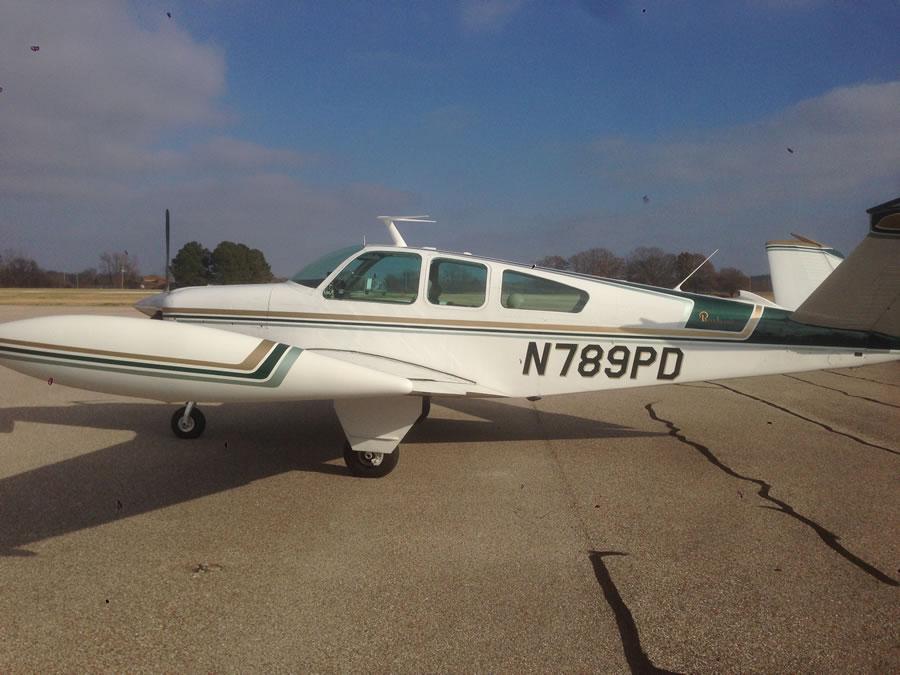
[1,0,898,277]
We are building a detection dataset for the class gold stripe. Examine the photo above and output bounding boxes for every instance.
[167,305,764,340]
[0,336,276,370]
[766,240,824,248]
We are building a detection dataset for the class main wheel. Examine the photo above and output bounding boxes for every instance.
[171,406,206,439]
[343,442,400,478]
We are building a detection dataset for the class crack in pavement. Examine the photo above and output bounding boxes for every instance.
[712,382,899,457]
[825,369,900,389]
[645,403,899,587]
[589,551,683,675]
[529,403,678,674]
[782,374,900,410]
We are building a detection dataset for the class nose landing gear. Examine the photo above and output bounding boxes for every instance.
[171,402,206,439]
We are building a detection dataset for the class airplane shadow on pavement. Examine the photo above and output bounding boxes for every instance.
[0,397,662,556]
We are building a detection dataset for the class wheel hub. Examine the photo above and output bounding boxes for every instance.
[362,451,384,467]
[178,417,195,433]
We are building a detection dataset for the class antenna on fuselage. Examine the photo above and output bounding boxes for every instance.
[674,249,718,291]
[377,215,435,248]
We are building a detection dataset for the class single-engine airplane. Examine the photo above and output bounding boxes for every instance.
[0,204,897,477]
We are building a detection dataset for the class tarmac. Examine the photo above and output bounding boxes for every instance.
[0,305,897,672]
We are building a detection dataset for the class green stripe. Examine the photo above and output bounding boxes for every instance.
[170,312,900,351]
[0,342,293,381]
[747,307,900,350]
[0,346,302,388]
[174,314,750,343]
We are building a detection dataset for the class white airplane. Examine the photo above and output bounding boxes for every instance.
[0,208,897,477]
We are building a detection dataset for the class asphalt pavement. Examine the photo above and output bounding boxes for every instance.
[0,305,897,672]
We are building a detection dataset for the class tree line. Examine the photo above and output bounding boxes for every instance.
[2,241,750,294]
[0,249,142,288]
[0,241,274,288]
[535,246,750,296]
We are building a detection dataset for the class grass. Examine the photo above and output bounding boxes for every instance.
[0,288,160,306]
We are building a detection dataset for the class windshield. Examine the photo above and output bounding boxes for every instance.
[290,244,364,288]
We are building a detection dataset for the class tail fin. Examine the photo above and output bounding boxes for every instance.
[791,198,900,338]
[766,235,843,310]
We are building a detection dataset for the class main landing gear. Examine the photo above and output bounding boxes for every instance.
[342,442,400,478]
[334,395,426,479]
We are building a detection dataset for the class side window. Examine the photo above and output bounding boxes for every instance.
[323,251,421,304]
[501,270,589,313]
[427,258,488,308]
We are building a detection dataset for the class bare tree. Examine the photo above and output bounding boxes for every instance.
[0,249,47,287]
[625,247,677,287]
[717,267,749,297]
[674,251,717,293]
[569,248,625,278]
[77,267,100,288]
[535,255,570,270]
[99,251,141,288]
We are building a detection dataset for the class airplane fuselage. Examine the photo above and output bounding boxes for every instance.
[138,245,899,399]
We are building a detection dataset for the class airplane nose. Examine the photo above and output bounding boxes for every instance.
[135,292,166,317]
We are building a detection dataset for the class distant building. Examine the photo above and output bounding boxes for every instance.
[140,275,167,290]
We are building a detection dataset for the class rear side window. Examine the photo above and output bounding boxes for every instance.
[501,270,588,313]
[323,251,421,304]
[427,258,488,308]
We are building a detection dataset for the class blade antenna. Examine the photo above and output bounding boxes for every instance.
[377,215,435,247]
[674,249,718,291]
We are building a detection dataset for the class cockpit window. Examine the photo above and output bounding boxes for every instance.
[501,270,589,312]
[290,245,364,288]
[323,251,421,304]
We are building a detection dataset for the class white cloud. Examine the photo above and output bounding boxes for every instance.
[460,0,527,32]
[589,81,900,202]
[0,0,228,194]
[0,1,417,276]
[0,1,226,137]
[566,80,900,270]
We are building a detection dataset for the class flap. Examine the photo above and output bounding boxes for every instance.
[306,348,509,398]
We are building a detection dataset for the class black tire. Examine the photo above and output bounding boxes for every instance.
[343,442,399,478]
[171,406,206,439]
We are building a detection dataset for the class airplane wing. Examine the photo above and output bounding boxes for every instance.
[0,315,508,474]
[0,315,507,403]
[305,348,509,398]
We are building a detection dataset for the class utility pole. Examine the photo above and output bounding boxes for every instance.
[121,250,129,289]
[165,209,171,292]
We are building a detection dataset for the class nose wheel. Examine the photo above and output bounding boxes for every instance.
[171,402,206,439]
[343,442,399,478]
